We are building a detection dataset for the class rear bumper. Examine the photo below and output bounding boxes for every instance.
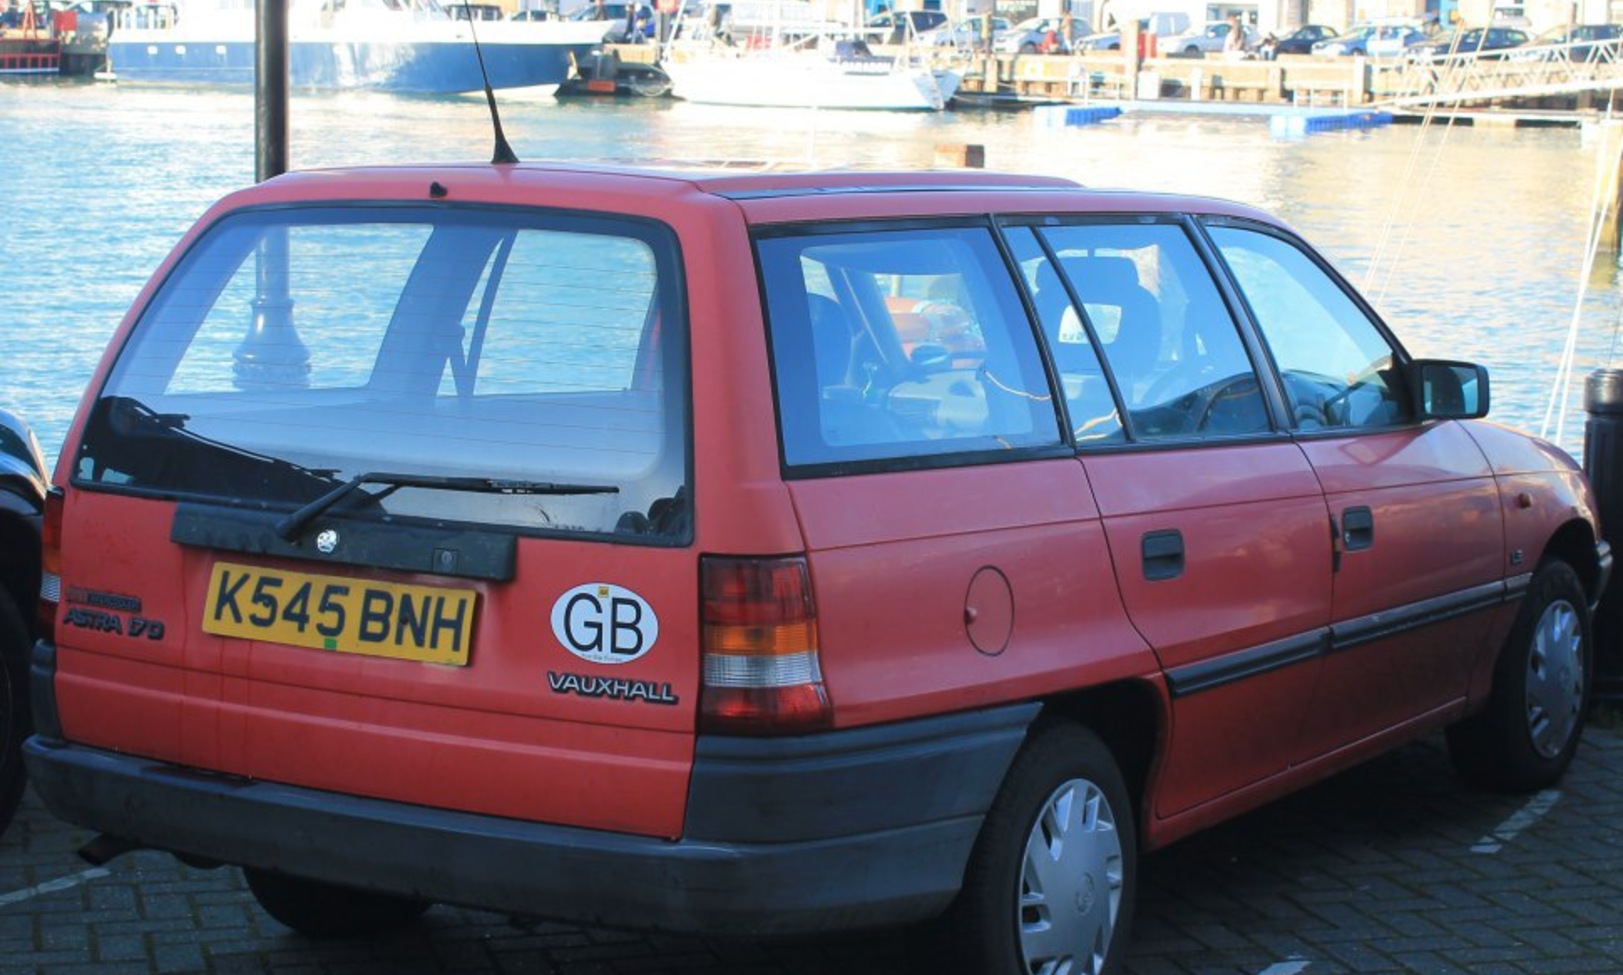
[24,655,1036,934]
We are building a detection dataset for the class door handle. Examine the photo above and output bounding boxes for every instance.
[1142,529,1184,581]
[1342,506,1374,551]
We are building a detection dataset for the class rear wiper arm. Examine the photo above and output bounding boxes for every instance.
[275,471,619,542]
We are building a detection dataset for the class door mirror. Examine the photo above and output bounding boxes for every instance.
[1409,360,1490,420]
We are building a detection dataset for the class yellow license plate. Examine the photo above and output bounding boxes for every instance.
[203,561,477,666]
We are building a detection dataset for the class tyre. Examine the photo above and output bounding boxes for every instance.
[0,589,32,836]
[1447,559,1591,792]
[244,867,431,938]
[949,722,1137,975]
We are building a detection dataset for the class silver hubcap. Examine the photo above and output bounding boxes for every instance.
[1525,597,1584,760]
[1017,777,1123,975]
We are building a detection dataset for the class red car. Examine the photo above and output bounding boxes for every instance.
[23,164,1610,974]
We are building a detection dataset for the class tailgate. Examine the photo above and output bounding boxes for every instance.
[52,199,700,838]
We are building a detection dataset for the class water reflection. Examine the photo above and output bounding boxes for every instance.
[1,80,1618,464]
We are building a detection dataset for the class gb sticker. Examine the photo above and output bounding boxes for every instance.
[551,584,659,665]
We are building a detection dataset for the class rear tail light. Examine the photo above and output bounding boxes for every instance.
[38,487,62,642]
[699,555,831,734]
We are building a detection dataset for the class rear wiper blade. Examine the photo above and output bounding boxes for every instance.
[275,471,619,542]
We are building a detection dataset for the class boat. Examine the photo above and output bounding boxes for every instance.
[663,36,961,110]
[104,0,613,93]
[0,4,62,75]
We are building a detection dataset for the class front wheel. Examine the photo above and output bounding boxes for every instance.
[949,723,1137,975]
[244,868,431,938]
[1446,559,1591,792]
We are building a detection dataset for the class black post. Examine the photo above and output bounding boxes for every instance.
[1584,369,1623,702]
[255,0,289,182]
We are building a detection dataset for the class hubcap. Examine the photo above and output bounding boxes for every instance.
[1525,597,1584,760]
[1017,777,1123,975]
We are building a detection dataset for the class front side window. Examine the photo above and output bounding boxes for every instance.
[757,225,1062,471]
[1040,223,1270,440]
[81,205,689,540]
[1208,224,1408,431]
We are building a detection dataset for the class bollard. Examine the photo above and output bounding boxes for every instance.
[933,143,985,168]
[1584,368,1623,701]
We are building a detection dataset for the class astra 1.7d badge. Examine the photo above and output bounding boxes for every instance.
[551,583,659,665]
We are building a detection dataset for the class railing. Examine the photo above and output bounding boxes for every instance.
[1375,36,1623,108]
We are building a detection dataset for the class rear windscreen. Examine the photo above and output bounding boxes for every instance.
[78,204,690,541]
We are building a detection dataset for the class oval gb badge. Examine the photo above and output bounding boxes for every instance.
[551,583,660,665]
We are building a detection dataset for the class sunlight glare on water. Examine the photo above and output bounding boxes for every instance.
[2,79,1621,467]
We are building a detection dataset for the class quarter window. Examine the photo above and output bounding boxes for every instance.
[757,226,1062,470]
[1208,225,1408,431]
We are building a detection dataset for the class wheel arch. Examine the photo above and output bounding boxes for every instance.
[1541,517,1604,606]
[1033,678,1164,840]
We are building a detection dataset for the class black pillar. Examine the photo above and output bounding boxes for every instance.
[1584,369,1623,701]
[256,0,289,182]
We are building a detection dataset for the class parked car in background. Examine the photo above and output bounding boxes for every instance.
[1311,20,1428,56]
[859,8,948,44]
[1165,19,1256,54]
[917,15,1012,47]
[1407,25,1531,60]
[1070,12,1193,52]
[1270,23,1337,54]
[1512,22,1621,61]
[993,15,1089,53]
[0,406,46,840]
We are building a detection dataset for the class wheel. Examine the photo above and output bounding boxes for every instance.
[949,723,1137,975]
[1019,42,1037,54]
[244,867,431,938]
[0,589,32,837]
[1447,559,1591,792]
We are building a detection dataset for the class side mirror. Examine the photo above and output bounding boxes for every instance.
[1409,359,1490,420]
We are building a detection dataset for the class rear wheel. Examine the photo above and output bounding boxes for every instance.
[949,723,1137,975]
[1447,559,1591,792]
[244,868,431,938]
[0,589,32,835]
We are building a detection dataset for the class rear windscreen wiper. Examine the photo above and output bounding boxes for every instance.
[275,471,619,542]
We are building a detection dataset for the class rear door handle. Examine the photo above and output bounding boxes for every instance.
[1142,529,1184,581]
[1342,506,1374,551]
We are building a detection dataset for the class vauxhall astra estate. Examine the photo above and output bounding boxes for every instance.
[22,164,1611,975]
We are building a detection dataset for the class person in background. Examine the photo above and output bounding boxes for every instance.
[1223,13,1246,56]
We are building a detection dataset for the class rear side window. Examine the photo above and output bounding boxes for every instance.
[80,205,689,540]
[756,226,1062,471]
[1039,223,1270,440]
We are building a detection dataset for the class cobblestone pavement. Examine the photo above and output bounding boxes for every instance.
[3,727,1621,975]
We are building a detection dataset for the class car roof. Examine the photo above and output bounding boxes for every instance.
[198,162,1281,230]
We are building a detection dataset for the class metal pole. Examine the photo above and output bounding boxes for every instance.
[256,0,289,182]
[1585,369,1623,702]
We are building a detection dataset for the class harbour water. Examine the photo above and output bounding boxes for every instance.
[2,78,1620,467]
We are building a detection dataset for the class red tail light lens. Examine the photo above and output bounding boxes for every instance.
[38,488,62,642]
[699,555,831,734]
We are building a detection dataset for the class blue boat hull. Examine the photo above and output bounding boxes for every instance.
[106,38,587,92]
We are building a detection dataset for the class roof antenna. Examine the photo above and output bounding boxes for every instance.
[462,0,519,164]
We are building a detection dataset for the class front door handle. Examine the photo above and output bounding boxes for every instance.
[1142,529,1184,581]
[1342,506,1374,551]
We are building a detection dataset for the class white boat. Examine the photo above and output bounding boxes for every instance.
[106,0,613,94]
[663,37,960,110]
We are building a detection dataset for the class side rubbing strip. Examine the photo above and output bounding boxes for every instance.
[1167,630,1329,698]
[1329,580,1508,653]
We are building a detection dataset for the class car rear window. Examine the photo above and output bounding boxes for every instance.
[78,204,690,541]
[756,225,1063,472]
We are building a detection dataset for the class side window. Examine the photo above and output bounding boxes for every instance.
[1208,225,1408,431]
[1005,228,1123,444]
[1039,223,1270,440]
[757,226,1062,470]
